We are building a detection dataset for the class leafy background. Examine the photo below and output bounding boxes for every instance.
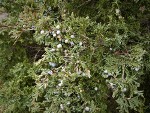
[0,0,150,113]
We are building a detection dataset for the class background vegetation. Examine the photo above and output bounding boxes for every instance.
[0,0,150,113]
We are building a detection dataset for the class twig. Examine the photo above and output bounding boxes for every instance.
[77,0,92,8]
[34,49,43,62]
[122,64,125,80]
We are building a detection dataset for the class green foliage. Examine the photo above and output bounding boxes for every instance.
[0,0,150,113]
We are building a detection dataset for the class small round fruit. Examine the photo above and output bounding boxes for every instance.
[65,39,69,43]
[40,30,44,34]
[71,35,75,38]
[85,107,90,111]
[53,33,57,37]
[57,44,62,49]
[56,30,61,34]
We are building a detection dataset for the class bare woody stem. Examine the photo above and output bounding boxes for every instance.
[122,64,125,80]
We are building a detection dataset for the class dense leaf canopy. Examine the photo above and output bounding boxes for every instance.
[0,0,150,113]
